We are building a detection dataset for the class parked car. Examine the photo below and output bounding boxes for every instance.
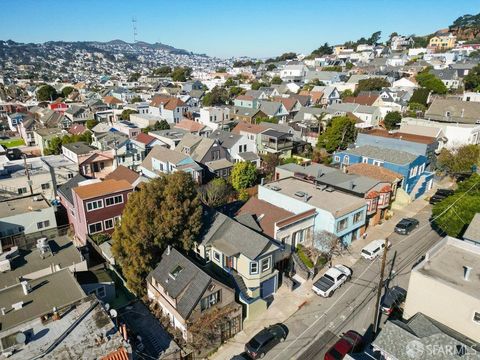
[394,218,419,235]
[245,323,288,359]
[429,189,454,204]
[312,265,352,297]
[231,353,251,360]
[381,286,407,315]
[324,330,364,360]
[361,239,391,261]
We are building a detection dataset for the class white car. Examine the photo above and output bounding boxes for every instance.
[312,265,352,297]
[361,239,391,261]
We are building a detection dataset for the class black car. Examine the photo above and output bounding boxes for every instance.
[394,218,419,235]
[381,286,407,315]
[429,189,454,204]
[245,323,288,359]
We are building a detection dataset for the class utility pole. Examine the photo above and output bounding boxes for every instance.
[372,237,389,335]
[23,154,33,195]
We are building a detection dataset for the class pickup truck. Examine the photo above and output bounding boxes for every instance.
[312,265,352,298]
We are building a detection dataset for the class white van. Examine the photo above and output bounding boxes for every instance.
[361,239,391,261]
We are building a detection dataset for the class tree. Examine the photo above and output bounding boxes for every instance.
[432,174,480,238]
[142,119,171,133]
[198,178,232,208]
[345,62,354,70]
[171,67,192,82]
[463,64,480,91]
[409,88,430,106]
[228,86,245,99]
[112,173,202,295]
[128,72,141,82]
[85,119,99,130]
[153,66,172,77]
[131,95,143,103]
[120,109,139,120]
[202,86,229,106]
[224,78,236,87]
[36,85,58,101]
[437,145,480,174]
[367,31,382,45]
[251,81,269,90]
[271,76,282,85]
[322,66,342,72]
[383,111,402,130]
[340,89,353,99]
[216,67,227,73]
[230,162,257,191]
[310,42,333,57]
[261,153,281,180]
[355,78,390,95]
[44,132,93,155]
[406,103,427,118]
[313,230,343,261]
[317,116,357,153]
[266,63,277,71]
[256,116,278,124]
[415,70,447,94]
[61,86,74,98]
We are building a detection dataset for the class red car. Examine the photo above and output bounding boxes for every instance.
[324,330,364,360]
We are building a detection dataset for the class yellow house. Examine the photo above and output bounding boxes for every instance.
[428,34,456,50]
[334,45,346,55]
[195,209,282,320]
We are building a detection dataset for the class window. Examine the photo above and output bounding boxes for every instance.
[212,150,220,160]
[37,220,50,229]
[18,187,27,195]
[362,157,368,164]
[87,200,103,211]
[238,145,243,153]
[104,219,114,230]
[200,290,221,311]
[343,155,349,165]
[89,286,106,299]
[105,195,123,207]
[41,183,50,190]
[250,261,258,275]
[337,218,348,232]
[474,312,480,324]
[353,211,363,224]
[88,222,103,234]
[213,251,221,262]
[334,156,340,162]
[67,173,74,179]
[373,160,383,167]
[261,257,271,272]
[293,230,305,244]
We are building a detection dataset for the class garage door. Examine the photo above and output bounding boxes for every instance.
[260,276,276,298]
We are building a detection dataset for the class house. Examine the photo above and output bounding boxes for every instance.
[131,132,166,158]
[102,95,124,109]
[280,63,307,83]
[139,145,203,183]
[92,131,144,170]
[258,129,294,158]
[237,197,317,250]
[231,122,267,143]
[34,127,68,155]
[112,120,141,138]
[129,113,163,128]
[149,95,189,124]
[62,142,115,179]
[328,103,382,128]
[275,163,396,227]
[7,112,28,132]
[147,247,242,341]
[0,194,57,238]
[258,177,368,246]
[194,209,282,319]
[199,106,231,131]
[428,33,456,50]
[0,154,78,201]
[403,236,480,343]
[463,91,480,103]
[233,95,260,109]
[305,71,344,85]
[65,105,92,123]
[69,178,133,245]
[391,77,418,91]
[149,128,187,149]
[390,35,414,51]
[356,129,439,169]
[259,101,289,123]
[104,165,143,189]
[208,129,259,166]
[174,119,211,136]
[372,313,480,360]
[430,69,461,89]
[230,107,267,124]
[17,117,39,146]
[333,145,433,199]
[176,133,231,169]
[310,86,341,106]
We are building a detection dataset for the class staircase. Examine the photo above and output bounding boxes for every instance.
[230,270,254,302]
[411,173,433,200]
[292,253,314,281]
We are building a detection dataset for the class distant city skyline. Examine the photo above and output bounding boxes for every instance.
[0,0,477,58]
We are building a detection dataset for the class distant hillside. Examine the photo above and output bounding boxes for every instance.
[449,13,480,41]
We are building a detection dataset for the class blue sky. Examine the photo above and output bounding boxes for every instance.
[0,0,477,58]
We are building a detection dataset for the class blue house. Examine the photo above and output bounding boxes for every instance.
[333,145,433,199]
[258,177,368,246]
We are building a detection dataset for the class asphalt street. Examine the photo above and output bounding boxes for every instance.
[260,205,443,360]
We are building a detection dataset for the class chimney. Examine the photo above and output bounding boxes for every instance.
[463,266,472,281]
[167,245,171,256]
[21,281,30,296]
[461,108,465,118]
[1,308,5,315]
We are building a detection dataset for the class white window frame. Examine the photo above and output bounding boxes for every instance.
[260,257,271,272]
[213,250,221,262]
[473,312,480,324]
[86,199,104,212]
[104,218,114,230]
[105,194,123,207]
[88,221,103,234]
[342,155,350,165]
[362,157,368,164]
[250,261,258,275]
[41,183,50,190]
[334,156,340,162]
[373,160,383,167]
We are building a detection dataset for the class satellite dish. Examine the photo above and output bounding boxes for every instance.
[104,303,110,311]
[109,309,118,318]
[15,332,26,345]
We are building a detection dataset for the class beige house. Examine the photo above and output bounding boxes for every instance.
[195,209,282,319]
[428,34,456,51]
[404,236,480,343]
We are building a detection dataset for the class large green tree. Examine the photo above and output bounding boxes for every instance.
[202,86,229,106]
[271,76,282,85]
[409,88,430,106]
[432,174,480,238]
[171,67,192,82]
[383,111,402,130]
[198,178,232,208]
[355,78,390,95]
[61,86,75,98]
[120,109,139,120]
[317,116,357,153]
[36,85,58,101]
[112,173,202,295]
[230,162,257,191]
[437,145,480,174]
[463,64,480,91]
[153,66,172,77]
[415,71,447,94]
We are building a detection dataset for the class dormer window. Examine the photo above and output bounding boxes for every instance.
[169,265,183,279]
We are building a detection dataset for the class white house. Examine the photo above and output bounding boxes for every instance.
[199,107,230,131]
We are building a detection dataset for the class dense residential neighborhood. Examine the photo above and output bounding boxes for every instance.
[1,5,480,360]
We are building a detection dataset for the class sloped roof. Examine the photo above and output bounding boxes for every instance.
[134,132,157,145]
[104,165,140,185]
[73,179,132,200]
[174,119,206,133]
[103,96,123,105]
[58,174,88,204]
[341,145,419,165]
[232,122,267,135]
[346,163,403,182]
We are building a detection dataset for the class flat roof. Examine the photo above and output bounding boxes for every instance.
[0,269,85,332]
[263,177,366,217]
[73,179,132,200]
[416,236,480,299]
[0,235,84,288]
[0,195,51,218]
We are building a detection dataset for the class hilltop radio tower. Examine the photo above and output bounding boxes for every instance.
[132,17,138,43]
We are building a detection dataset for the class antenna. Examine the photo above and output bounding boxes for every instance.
[132,17,138,43]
